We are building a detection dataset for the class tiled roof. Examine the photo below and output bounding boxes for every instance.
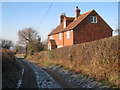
[48,10,94,36]
[63,10,94,32]
[48,23,63,36]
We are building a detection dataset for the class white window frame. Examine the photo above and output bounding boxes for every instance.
[59,33,62,39]
[66,31,70,38]
[90,16,97,23]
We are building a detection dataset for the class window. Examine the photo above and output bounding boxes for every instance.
[90,16,97,23]
[66,31,70,38]
[59,33,62,39]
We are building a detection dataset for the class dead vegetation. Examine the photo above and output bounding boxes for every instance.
[2,49,20,88]
[27,35,119,88]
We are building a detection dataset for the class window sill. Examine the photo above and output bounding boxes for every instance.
[91,22,97,23]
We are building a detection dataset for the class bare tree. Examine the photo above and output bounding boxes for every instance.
[12,44,26,54]
[18,27,43,56]
[115,29,120,35]
[114,26,120,35]
[18,28,40,44]
[0,39,13,49]
[42,39,48,50]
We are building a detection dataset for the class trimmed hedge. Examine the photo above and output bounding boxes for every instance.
[29,35,119,88]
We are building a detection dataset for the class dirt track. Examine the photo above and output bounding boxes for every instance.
[18,59,39,89]
[18,59,76,88]
[29,60,76,88]
[43,68,76,88]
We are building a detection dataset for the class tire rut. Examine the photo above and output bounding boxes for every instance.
[18,59,39,89]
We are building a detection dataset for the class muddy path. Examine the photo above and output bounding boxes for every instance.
[18,59,76,89]
[18,59,39,89]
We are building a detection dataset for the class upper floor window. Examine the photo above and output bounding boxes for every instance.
[59,33,62,39]
[90,16,97,23]
[66,31,70,38]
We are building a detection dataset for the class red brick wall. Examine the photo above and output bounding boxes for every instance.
[73,10,112,44]
[48,30,73,48]
[63,30,73,46]
[48,33,64,47]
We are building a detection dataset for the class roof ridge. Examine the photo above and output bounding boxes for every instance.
[81,9,94,15]
[76,9,94,21]
[48,23,64,36]
[48,9,94,35]
[62,10,94,31]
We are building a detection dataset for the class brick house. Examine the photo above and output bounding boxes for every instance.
[48,6,112,50]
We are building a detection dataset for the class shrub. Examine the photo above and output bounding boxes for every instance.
[29,35,119,88]
[2,49,20,88]
[49,50,56,59]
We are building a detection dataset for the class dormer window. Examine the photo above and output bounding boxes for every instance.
[90,16,97,23]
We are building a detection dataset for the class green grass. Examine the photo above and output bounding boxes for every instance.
[26,35,119,88]
[101,80,117,88]
[39,60,53,67]
[49,50,56,59]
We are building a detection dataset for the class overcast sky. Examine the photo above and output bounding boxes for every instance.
[1,1,118,43]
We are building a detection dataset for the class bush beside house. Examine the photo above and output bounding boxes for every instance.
[27,35,119,88]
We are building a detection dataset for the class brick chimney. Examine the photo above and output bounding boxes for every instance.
[75,6,80,20]
[60,13,66,24]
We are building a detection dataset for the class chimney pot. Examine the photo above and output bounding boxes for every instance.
[75,6,80,20]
